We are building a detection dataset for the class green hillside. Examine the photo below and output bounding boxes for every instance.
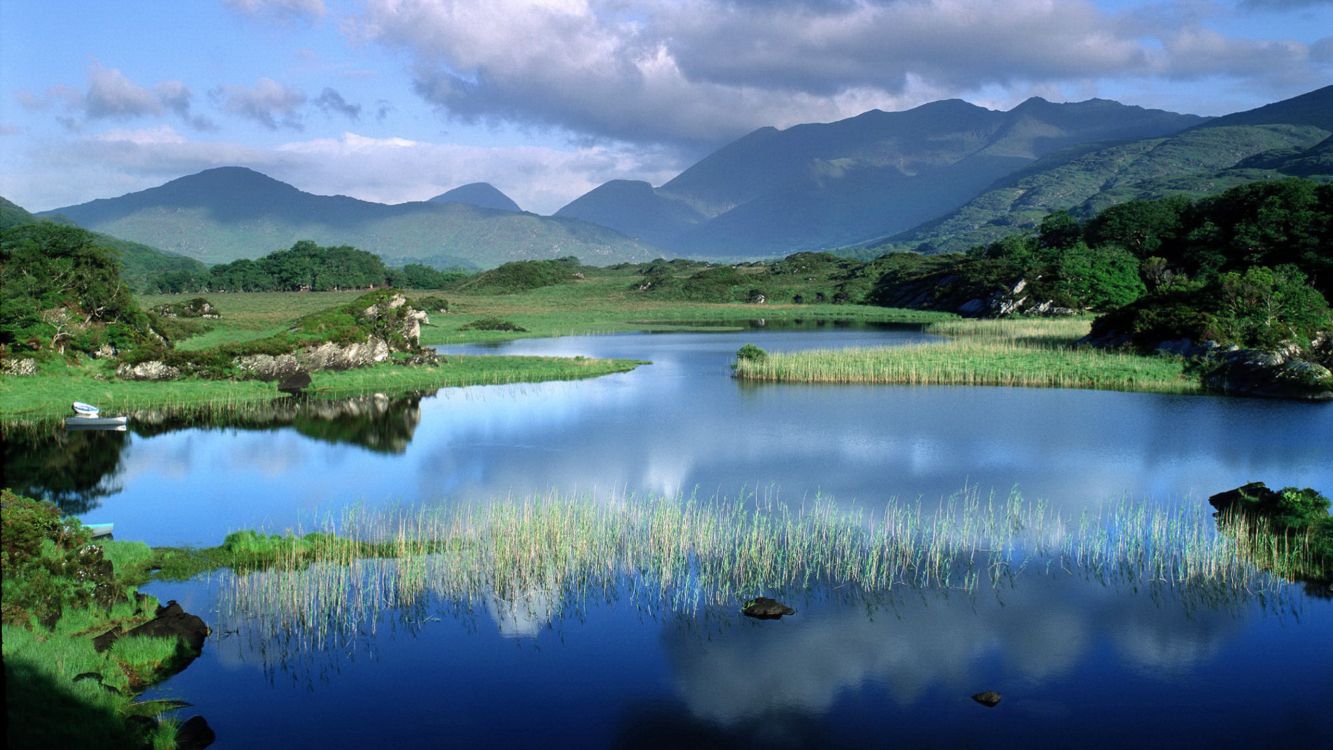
[864,86,1333,255]
[42,168,657,268]
[870,124,1331,254]
[1,196,206,291]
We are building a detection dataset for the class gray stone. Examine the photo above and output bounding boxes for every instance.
[1,357,38,376]
[116,361,181,381]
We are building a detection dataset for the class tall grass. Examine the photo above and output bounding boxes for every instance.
[733,340,1199,392]
[733,317,1200,393]
[216,489,1314,653]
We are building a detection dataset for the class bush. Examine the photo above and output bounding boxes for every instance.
[459,317,527,332]
[736,344,768,362]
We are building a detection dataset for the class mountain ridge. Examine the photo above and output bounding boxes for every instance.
[41,168,657,268]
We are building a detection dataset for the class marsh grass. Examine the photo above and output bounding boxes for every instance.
[734,318,1199,393]
[216,489,1311,653]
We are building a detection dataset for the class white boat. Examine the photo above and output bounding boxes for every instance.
[65,415,129,430]
[72,401,101,417]
[86,523,114,538]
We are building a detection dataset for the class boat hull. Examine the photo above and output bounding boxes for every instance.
[65,416,129,430]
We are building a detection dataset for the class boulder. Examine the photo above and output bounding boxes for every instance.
[277,370,312,394]
[94,600,210,656]
[116,361,181,381]
[176,716,216,750]
[741,596,795,620]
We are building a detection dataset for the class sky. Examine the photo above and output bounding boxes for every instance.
[1,0,1331,215]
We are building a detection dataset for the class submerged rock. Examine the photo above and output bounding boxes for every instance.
[971,691,1003,707]
[741,596,795,620]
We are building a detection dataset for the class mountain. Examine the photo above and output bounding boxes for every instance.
[41,167,657,268]
[554,180,705,247]
[3,195,207,290]
[428,182,522,212]
[558,97,1205,257]
[873,85,1333,254]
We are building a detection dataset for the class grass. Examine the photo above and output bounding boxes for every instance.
[208,488,1317,654]
[733,317,1201,393]
[0,353,642,421]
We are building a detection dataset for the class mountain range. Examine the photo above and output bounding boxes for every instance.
[27,84,1333,268]
[38,169,653,268]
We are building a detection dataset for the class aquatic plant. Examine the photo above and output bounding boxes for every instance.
[215,488,1313,654]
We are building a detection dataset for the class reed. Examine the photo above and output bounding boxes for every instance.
[732,339,1200,393]
[215,489,1310,653]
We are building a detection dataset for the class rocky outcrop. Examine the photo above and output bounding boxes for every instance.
[116,360,181,381]
[94,600,210,657]
[305,338,391,370]
[1202,347,1333,401]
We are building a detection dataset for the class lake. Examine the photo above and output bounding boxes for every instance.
[6,325,1333,747]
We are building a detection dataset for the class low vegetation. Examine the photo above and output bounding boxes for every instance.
[2,490,190,749]
[732,318,1200,393]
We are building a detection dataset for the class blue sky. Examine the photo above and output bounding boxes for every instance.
[2,0,1330,214]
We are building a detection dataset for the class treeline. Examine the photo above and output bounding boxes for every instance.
[145,240,462,293]
[869,178,1332,352]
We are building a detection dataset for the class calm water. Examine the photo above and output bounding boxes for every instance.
[6,326,1333,747]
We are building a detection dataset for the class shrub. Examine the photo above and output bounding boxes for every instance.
[736,344,768,362]
[459,317,527,332]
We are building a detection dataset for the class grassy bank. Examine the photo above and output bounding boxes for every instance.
[144,282,952,348]
[734,318,1201,394]
[0,354,642,421]
[2,491,191,749]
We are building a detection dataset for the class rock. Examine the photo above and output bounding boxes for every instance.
[1203,348,1333,401]
[277,370,312,394]
[116,361,181,381]
[176,716,216,750]
[234,353,302,380]
[303,337,390,371]
[1,357,38,376]
[741,596,795,620]
[94,600,209,656]
[972,691,1002,707]
[92,344,117,359]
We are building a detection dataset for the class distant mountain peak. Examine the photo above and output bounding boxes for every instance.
[428,182,522,213]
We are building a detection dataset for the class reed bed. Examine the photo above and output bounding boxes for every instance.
[733,339,1200,393]
[217,489,1315,652]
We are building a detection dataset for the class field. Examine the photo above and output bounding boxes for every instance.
[733,317,1202,394]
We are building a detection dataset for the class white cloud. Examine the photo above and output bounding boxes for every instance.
[3,129,684,215]
[349,0,1332,148]
[211,77,308,130]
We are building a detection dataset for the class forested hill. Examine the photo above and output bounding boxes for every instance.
[40,167,656,268]
[1,195,206,291]
[869,85,1333,255]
